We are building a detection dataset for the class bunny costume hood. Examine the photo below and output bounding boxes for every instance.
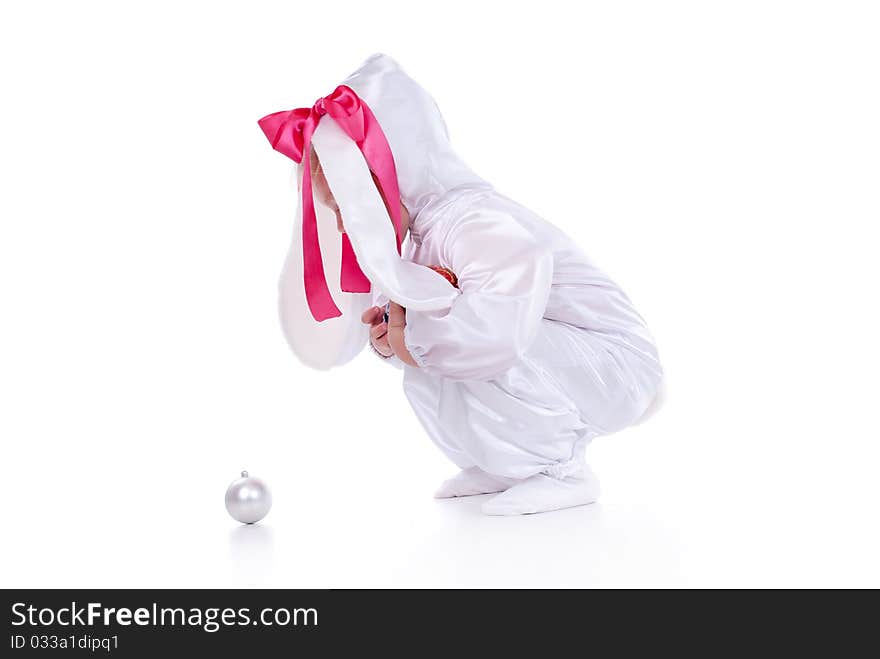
[260,54,484,369]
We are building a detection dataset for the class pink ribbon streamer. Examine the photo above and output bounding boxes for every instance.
[259,86,402,322]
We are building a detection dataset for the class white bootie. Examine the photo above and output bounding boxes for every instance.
[481,465,600,515]
[434,467,518,499]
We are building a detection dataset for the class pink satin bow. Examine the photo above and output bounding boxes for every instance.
[259,85,402,322]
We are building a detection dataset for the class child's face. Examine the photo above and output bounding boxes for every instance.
[310,150,345,233]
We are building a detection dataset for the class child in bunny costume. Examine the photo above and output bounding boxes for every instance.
[259,54,663,515]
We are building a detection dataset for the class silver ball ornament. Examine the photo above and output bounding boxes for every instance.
[225,471,272,524]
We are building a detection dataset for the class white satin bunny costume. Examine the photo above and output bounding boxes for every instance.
[273,55,664,511]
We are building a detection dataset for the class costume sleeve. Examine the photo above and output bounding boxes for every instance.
[403,210,553,381]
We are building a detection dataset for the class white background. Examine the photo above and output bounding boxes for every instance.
[1,1,878,588]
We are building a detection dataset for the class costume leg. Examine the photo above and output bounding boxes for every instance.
[403,319,660,511]
[402,369,474,470]
[404,375,520,497]
[403,332,594,495]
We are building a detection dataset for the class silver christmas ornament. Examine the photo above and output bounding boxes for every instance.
[225,471,272,524]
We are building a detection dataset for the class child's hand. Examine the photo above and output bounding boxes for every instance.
[361,306,393,357]
[387,302,419,367]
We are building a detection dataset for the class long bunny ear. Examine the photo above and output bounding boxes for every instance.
[311,118,459,311]
[277,165,371,370]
